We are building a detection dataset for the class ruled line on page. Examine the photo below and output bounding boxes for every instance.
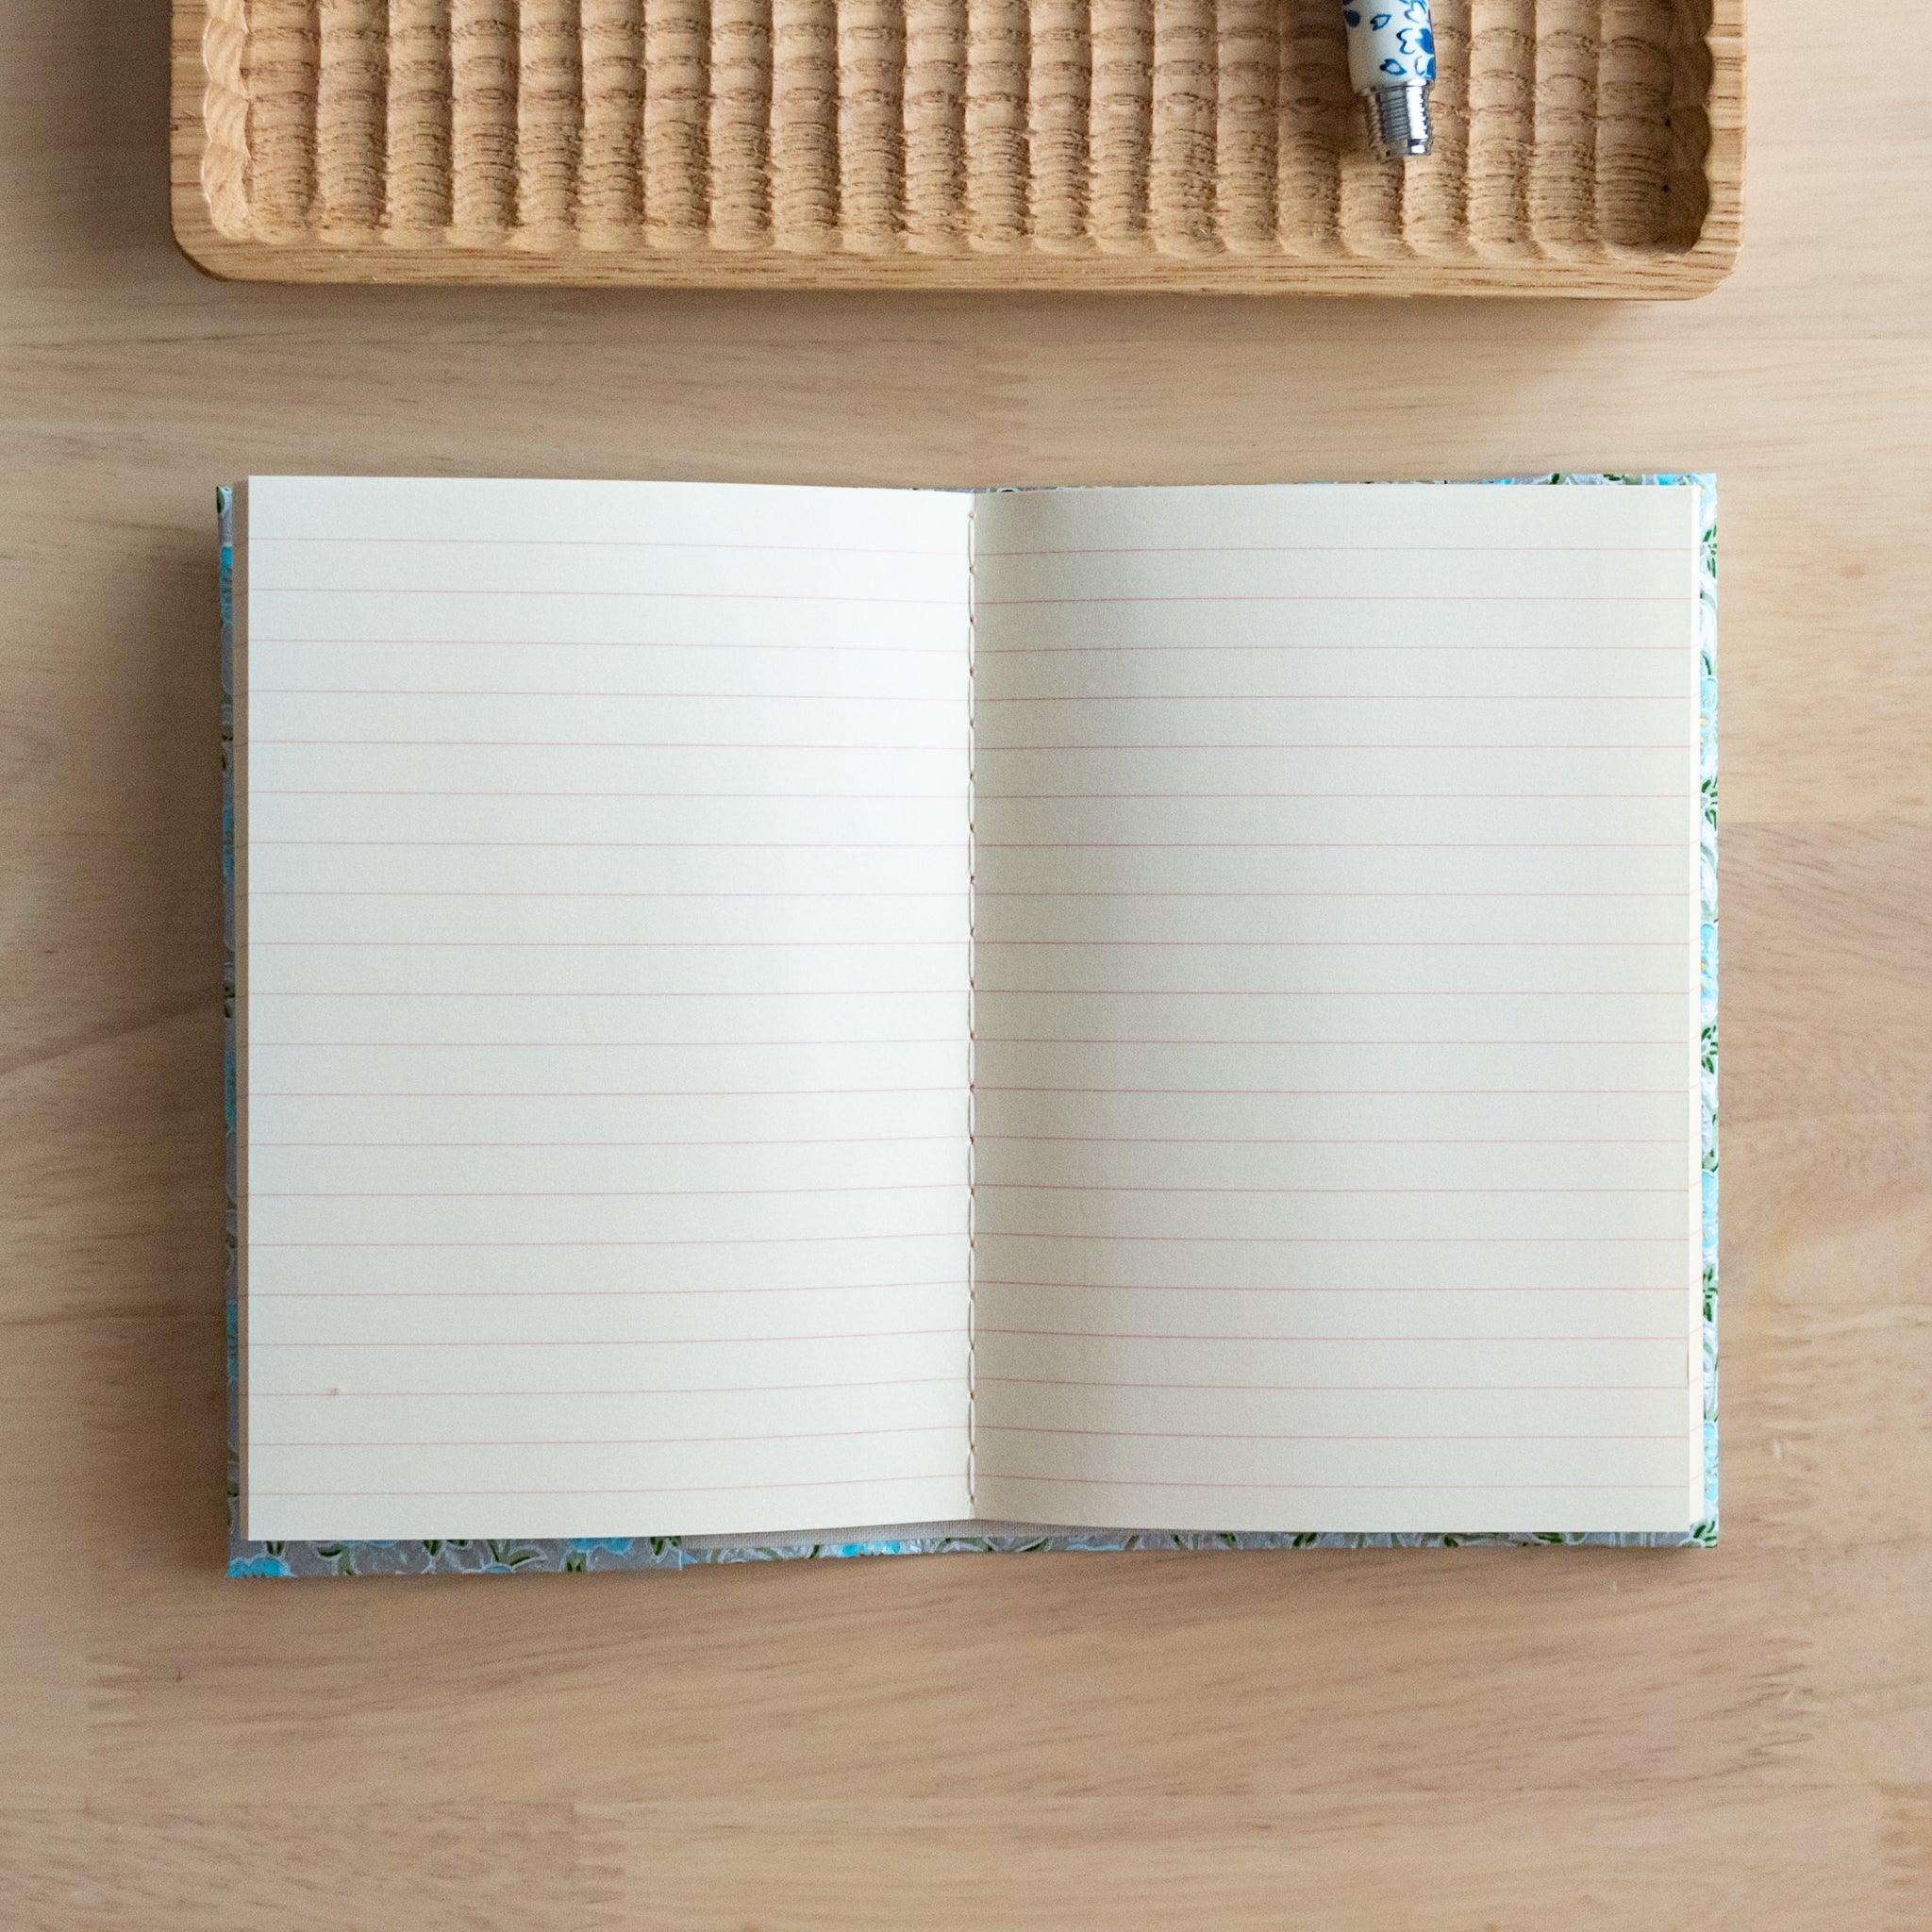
[252,890,972,899]
[254,1039,967,1048]
[250,1474,969,1498]
[973,841,1682,851]
[983,1235,1685,1246]
[977,1183,1685,1196]
[974,1329,1683,1343]
[251,1088,966,1099]
[263,643,967,658]
[251,1376,971,1397]
[250,839,968,849]
[973,643,1689,655]
[972,692,1685,704]
[973,594,1688,607]
[974,1473,1688,1491]
[250,991,973,1000]
[255,1329,968,1347]
[976,1377,1684,1394]
[974,1085,1688,1095]
[967,939,1685,948]
[972,544,1690,558]
[251,741,969,750]
[255,537,963,555]
[970,1039,1686,1047]
[255,791,972,800]
[251,690,971,701]
[252,1183,969,1199]
[974,1135,1684,1146]
[974,1280,1681,1295]
[257,1425,972,1447]
[255,1282,970,1298]
[250,938,971,948]
[974,743,1685,752]
[250,1137,971,1148]
[974,791,1685,801]
[252,1234,970,1249]
[258,588,962,605]
[976,1425,1686,1442]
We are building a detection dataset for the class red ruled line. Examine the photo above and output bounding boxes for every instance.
[976,1473,1686,1491]
[251,1474,966,1496]
[252,690,967,701]
[974,1084,1682,1095]
[984,1234,1683,1245]
[251,1183,963,1199]
[250,939,967,948]
[975,1280,1678,1295]
[254,791,967,799]
[974,841,1679,850]
[974,1135,1682,1147]
[974,693,1681,703]
[972,644,1687,655]
[249,1138,969,1149]
[978,1425,1684,1442]
[974,891,1682,899]
[250,1233,966,1248]
[971,1040,1683,1048]
[251,1376,968,1396]
[258,589,959,605]
[976,791,1683,801]
[254,1328,970,1347]
[253,537,961,556]
[253,640,960,654]
[974,1329,1680,1342]
[970,939,1682,948]
[253,1283,968,1298]
[250,741,964,749]
[250,840,964,848]
[974,744,1682,753]
[972,544,1688,558]
[254,1040,964,1048]
[977,1376,1681,1393]
[974,594,1685,607]
[979,1183,1683,1195]
[252,891,970,899]
[257,1424,968,1448]
[250,1087,960,1098]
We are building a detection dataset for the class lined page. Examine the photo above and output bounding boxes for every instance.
[238,477,974,1541]
[969,483,1704,1534]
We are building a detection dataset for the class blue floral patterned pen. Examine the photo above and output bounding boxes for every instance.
[1341,2,1437,159]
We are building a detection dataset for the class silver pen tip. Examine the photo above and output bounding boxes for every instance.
[1363,82,1433,160]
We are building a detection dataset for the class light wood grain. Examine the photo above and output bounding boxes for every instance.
[2,0,1929,1924]
[167,0,1746,294]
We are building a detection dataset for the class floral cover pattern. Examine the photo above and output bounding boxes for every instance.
[224,474,1718,1575]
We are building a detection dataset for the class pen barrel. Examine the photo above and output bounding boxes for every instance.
[1342,1,1435,158]
[1341,1,1438,96]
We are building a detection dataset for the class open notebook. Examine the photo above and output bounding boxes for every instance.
[224,475,1718,1574]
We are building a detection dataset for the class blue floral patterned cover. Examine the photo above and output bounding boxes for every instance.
[224,474,1718,1575]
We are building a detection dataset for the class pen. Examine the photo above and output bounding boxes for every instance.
[1342,3,1438,160]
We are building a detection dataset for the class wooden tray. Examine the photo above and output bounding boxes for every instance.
[172,0,1742,295]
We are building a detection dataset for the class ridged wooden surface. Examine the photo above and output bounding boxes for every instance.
[177,0,1742,291]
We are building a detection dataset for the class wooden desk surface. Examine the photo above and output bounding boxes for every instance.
[2,3,1926,1926]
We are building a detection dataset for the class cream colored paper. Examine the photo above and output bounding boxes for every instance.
[238,478,974,1540]
[969,485,1705,1534]
[238,477,1705,1545]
